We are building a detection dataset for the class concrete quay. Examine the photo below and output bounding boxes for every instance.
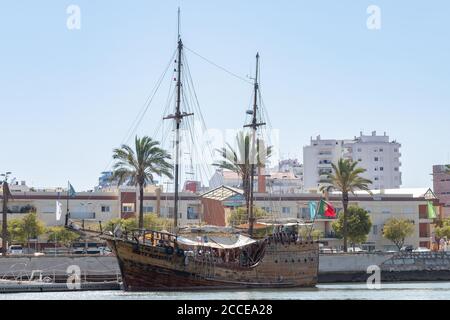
[319,252,450,283]
[1,253,450,288]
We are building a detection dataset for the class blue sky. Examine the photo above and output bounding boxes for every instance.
[0,1,449,190]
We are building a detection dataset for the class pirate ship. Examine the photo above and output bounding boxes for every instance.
[103,10,319,291]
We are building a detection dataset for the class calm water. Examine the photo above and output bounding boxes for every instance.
[1,282,450,300]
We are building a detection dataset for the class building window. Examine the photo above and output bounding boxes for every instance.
[187,207,199,220]
[394,167,399,171]
[374,157,379,161]
[101,205,110,213]
[282,207,291,214]
[380,167,384,171]
[143,206,153,213]
[299,207,309,219]
[262,207,272,213]
[122,204,134,213]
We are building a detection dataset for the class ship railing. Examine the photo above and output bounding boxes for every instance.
[123,228,179,248]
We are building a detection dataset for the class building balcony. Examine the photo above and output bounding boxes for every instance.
[317,151,333,157]
[318,162,332,168]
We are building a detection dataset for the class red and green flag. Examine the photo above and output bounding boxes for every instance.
[317,199,336,218]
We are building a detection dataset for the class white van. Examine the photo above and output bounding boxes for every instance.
[8,245,23,255]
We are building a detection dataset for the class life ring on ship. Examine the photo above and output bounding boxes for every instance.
[165,246,174,255]
[184,256,189,266]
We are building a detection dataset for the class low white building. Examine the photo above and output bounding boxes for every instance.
[0,185,202,228]
[1,182,440,251]
[253,188,438,251]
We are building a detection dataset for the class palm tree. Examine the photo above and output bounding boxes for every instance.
[320,158,372,252]
[112,136,173,229]
[213,131,272,208]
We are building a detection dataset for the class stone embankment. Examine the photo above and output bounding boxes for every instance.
[0,255,120,283]
[319,252,450,283]
[2,252,450,287]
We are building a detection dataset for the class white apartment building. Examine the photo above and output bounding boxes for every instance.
[303,131,402,191]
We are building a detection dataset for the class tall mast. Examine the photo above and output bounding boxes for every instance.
[164,8,193,232]
[244,53,265,237]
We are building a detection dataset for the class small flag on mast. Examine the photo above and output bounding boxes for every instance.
[55,201,62,221]
[68,183,76,198]
[317,199,337,218]
[308,201,317,220]
[427,201,437,219]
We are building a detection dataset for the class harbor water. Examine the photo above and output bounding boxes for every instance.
[1,282,450,300]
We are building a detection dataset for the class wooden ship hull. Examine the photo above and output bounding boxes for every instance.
[105,233,319,291]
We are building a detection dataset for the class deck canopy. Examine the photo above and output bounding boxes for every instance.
[176,234,256,249]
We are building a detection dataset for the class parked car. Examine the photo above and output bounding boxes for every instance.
[98,246,112,255]
[413,247,431,252]
[72,247,86,254]
[347,247,367,253]
[401,245,414,252]
[320,247,334,254]
[8,245,23,255]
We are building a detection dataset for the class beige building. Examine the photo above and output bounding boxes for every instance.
[202,187,442,251]
[1,184,202,228]
[0,183,441,251]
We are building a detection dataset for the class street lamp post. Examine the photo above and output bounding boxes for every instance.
[1,172,12,255]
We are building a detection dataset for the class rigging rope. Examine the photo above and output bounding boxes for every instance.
[184,46,253,85]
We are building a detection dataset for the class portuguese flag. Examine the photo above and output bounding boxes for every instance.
[317,199,336,218]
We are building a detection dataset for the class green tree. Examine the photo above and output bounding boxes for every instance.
[382,217,415,251]
[434,218,450,249]
[21,213,46,248]
[112,136,173,229]
[105,218,138,233]
[227,206,268,227]
[320,158,372,252]
[214,132,272,236]
[46,226,80,247]
[332,206,372,249]
[143,213,173,231]
[1,213,46,248]
[214,132,272,204]
[6,218,26,244]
